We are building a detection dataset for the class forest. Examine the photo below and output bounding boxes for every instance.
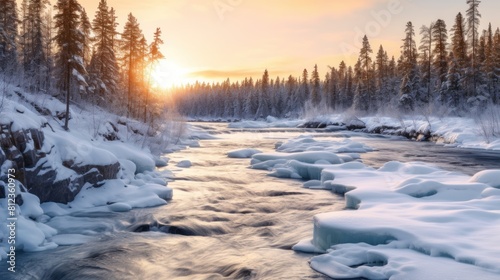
[1,0,499,124]
[173,1,500,120]
[0,0,164,129]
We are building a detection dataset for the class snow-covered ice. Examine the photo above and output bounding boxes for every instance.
[227,148,262,158]
[276,135,374,153]
[306,114,500,151]
[228,117,303,129]
[291,160,500,279]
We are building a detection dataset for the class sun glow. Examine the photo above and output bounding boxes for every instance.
[150,60,187,89]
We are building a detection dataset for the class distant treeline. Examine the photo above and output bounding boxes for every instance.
[173,0,500,119]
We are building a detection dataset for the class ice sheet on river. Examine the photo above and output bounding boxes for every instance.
[276,135,374,153]
[291,161,500,279]
[250,151,360,180]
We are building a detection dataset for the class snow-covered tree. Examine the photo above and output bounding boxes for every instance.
[399,21,424,110]
[432,19,448,99]
[80,8,92,67]
[23,0,51,92]
[54,0,87,130]
[310,64,321,106]
[255,69,270,118]
[419,22,435,100]
[88,0,120,105]
[466,0,481,96]
[0,0,19,74]
[353,35,374,111]
[120,13,144,117]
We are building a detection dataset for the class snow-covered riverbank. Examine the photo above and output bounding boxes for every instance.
[225,113,500,151]
[0,84,205,260]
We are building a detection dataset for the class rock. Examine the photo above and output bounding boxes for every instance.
[1,123,123,204]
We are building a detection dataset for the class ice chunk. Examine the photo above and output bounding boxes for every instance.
[108,202,132,212]
[176,160,192,168]
[276,135,374,153]
[227,148,262,158]
[252,151,343,164]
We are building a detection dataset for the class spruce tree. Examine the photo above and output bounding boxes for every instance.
[120,13,144,117]
[0,0,19,74]
[88,0,120,104]
[144,27,164,121]
[80,8,91,67]
[399,21,424,110]
[419,22,435,100]
[310,64,321,106]
[466,0,481,97]
[353,35,373,111]
[432,19,448,98]
[23,0,50,92]
[54,0,87,130]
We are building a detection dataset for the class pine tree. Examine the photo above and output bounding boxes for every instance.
[483,23,496,99]
[143,27,164,121]
[432,19,448,98]
[23,0,50,92]
[375,45,389,103]
[399,21,424,110]
[80,8,91,67]
[0,0,19,73]
[120,13,144,117]
[286,75,298,114]
[419,22,435,100]
[353,35,374,111]
[310,64,321,106]
[449,12,468,106]
[300,68,309,106]
[451,13,468,68]
[446,52,464,108]
[255,69,270,118]
[466,0,481,97]
[88,0,120,104]
[54,0,87,130]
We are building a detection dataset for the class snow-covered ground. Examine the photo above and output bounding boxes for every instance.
[244,131,500,279]
[0,84,199,259]
[230,113,500,151]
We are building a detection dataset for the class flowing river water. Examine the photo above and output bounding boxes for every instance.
[2,123,500,280]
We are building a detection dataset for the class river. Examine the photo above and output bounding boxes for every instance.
[2,123,500,280]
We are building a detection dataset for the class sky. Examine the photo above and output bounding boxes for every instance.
[78,0,500,84]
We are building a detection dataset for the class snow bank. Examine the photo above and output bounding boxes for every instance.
[302,114,500,151]
[0,85,179,260]
[228,118,303,129]
[251,151,359,180]
[276,135,374,153]
[292,161,500,279]
[98,142,155,173]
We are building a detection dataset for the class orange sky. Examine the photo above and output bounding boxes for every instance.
[78,0,500,84]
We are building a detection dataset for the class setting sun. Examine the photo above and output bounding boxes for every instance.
[150,59,186,89]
